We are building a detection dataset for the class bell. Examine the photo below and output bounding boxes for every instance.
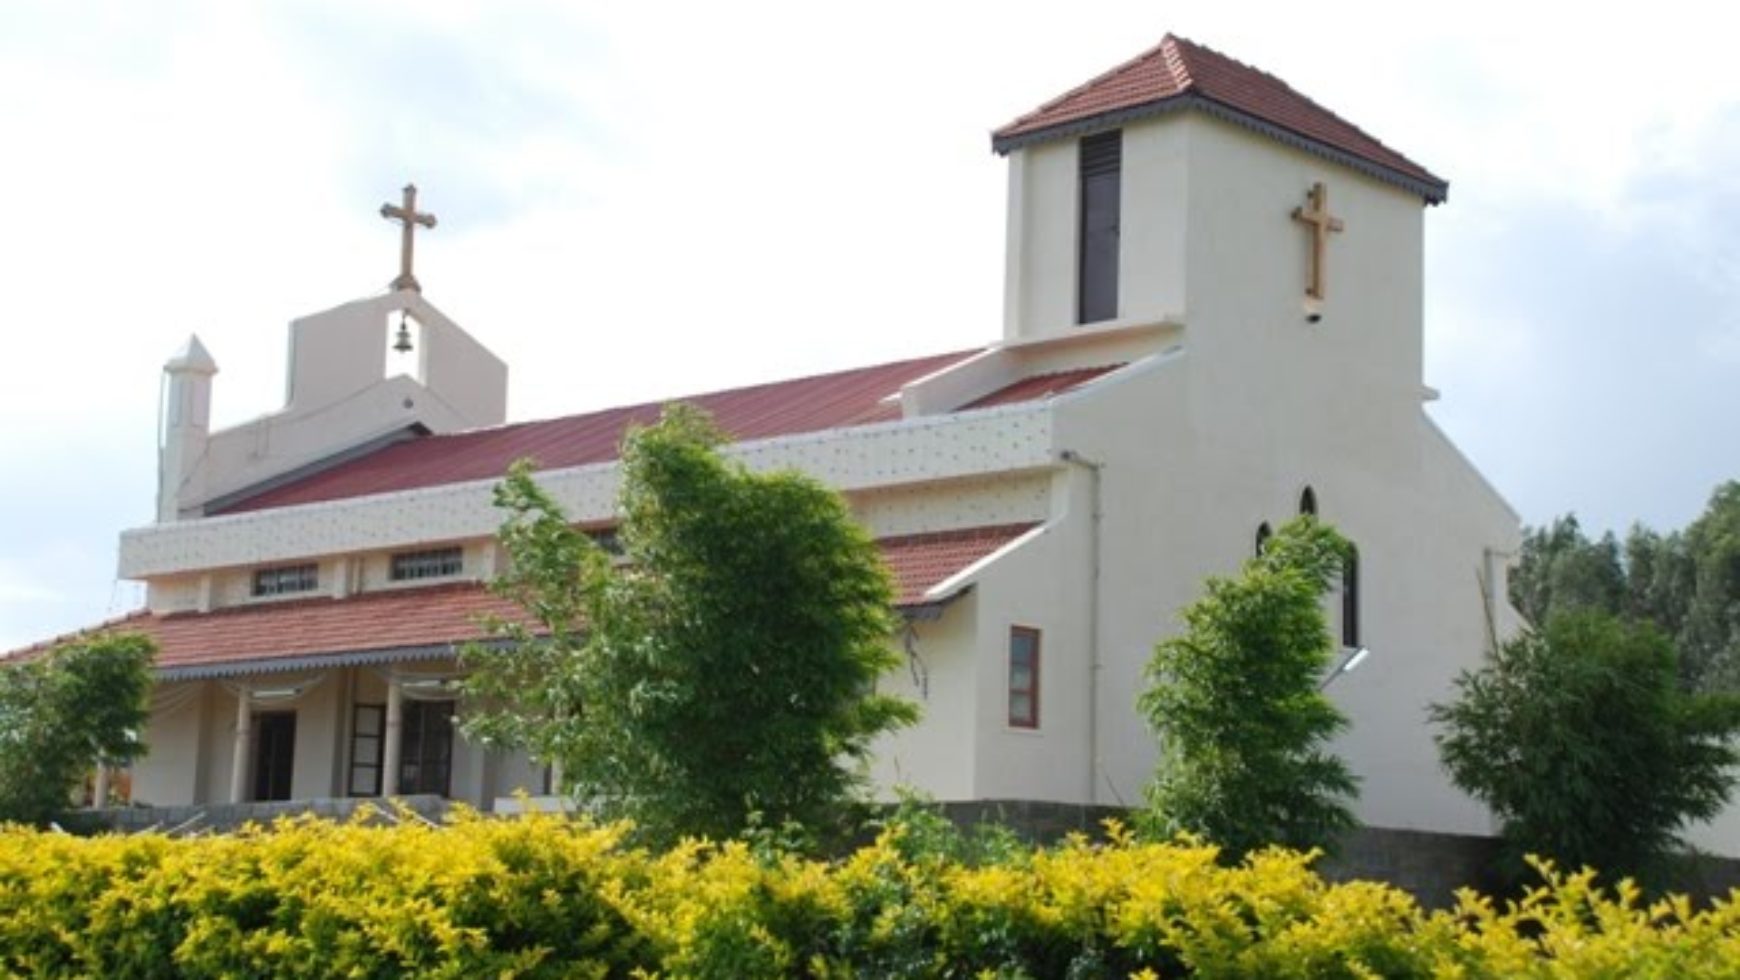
[392,313,414,353]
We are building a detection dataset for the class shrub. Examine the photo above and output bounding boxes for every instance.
[1432,610,1740,886]
[1140,517,1358,859]
[0,811,1738,977]
[0,633,154,826]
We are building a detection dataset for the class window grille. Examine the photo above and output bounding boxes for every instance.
[253,563,318,597]
[390,547,463,581]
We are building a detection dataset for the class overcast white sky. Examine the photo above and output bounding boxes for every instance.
[2,0,1737,651]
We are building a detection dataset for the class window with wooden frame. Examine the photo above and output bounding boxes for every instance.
[389,546,463,582]
[399,700,455,797]
[1008,626,1041,729]
[348,703,385,796]
[252,563,318,597]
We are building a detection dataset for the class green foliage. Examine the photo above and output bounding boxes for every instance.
[2,813,1739,977]
[464,404,919,846]
[1509,515,1627,626]
[1510,481,1740,689]
[456,459,605,775]
[1139,517,1358,859]
[0,634,154,826]
[1432,610,1740,885]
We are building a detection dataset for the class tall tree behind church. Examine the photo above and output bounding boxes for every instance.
[1510,481,1740,689]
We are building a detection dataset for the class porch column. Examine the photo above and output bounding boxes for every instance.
[92,763,110,808]
[229,688,251,804]
[382,679,404,798]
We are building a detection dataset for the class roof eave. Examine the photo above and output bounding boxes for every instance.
[991,94,1449,206]
[153,638,509,682]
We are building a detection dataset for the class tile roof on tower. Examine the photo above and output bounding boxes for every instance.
[991,34,1446,203]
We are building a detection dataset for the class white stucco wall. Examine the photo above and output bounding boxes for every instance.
[871,597,982,796]
[971,111,1526,839]
[161,292,508,520]
[131,681,210,806]
[121,406,1057,581]
[1003,119,1189,341]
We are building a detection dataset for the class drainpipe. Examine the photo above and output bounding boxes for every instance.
[1058,449,1104,805]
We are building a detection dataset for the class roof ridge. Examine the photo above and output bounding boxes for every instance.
[1171,34,1434,182]
[995,35,1180,134]
[1159,33,1195,89]
[393,348,979,447]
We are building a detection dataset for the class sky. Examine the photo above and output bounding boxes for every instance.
[1,0,1737,652]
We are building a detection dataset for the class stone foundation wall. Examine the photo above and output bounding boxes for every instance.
[73,796,1740,908]
[77,795,453,835]
[939,800,1740,908]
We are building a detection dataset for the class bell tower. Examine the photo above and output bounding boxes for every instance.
[152,184,509,519]
[992,35,1446,353]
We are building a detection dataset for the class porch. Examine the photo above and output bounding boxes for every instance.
[128,657,547,812]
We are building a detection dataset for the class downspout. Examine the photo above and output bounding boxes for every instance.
[1058,449,1104,805]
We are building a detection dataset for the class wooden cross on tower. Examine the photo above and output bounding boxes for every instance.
[1291,181,1344,301]
[380,183,438,293]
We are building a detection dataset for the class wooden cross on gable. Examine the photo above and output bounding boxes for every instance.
[381,183,438,293]
[1291,181,1344,301]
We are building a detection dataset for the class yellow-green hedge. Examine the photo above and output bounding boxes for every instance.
[0,811,1736,977]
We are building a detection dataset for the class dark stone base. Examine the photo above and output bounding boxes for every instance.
[75,795,453,835]
[934,800,1740,909]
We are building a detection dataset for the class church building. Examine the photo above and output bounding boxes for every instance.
[29,35,1721,852]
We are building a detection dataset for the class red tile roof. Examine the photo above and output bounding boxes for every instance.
[961,365,1122,410]
[992,35,1446,201]
[879,522,1038,605]
[14,524,1038,676]
[219,349,978,514]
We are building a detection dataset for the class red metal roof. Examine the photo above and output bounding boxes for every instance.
[992,35,1445,199]
[13,524,1038,674]
[220,349,979,514]
[960,365,1122,410]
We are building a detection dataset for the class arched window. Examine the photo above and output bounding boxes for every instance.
[1300,486,1317,517]
[1341,545,1360,648]
[1255,522,1272,555]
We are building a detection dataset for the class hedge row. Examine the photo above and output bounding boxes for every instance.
[1,810,1736,977]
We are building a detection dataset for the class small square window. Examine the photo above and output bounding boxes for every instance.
[390,547,464,582]
[1009,626,1041,729]
[253,563,318,597]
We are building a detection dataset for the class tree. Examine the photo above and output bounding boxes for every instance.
[0,633,155,826]
[1679,482,1740,689]
[464,405,919,843]
[1507,482,1740,690]
[1509,516,1627,628]
[1431,611,1740,885]
[1139,517,1358,859]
